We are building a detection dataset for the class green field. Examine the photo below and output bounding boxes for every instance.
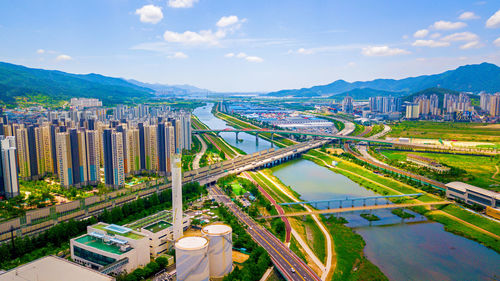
[388,121,500,143]
[231,183,246,196]
[380,150,500,191]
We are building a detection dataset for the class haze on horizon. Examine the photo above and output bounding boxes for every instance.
[1,0,500,93]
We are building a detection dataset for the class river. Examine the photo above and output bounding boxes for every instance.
[193,103,500,281]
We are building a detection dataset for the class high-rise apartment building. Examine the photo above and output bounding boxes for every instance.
[405,103,419,119]
[342,95,354,113]
[0,136,19,198]
[490,93,500,117]
[103,129,125,188]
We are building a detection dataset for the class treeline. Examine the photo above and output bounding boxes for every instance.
[0,181,206,270]
[116,256,169,281]
[217,206,272,281]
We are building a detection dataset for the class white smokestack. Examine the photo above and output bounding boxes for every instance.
[172,153,183,241]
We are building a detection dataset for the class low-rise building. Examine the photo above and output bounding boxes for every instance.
[0,256,114,281]
[445,182,500,209]
[406,154,450,173]
[70,223,150,274]
[126,210,191,258]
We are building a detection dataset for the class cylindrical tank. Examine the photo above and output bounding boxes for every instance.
[202,223,233,278]
[175,236,209,281]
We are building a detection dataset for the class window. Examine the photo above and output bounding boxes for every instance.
[73,246,116,266]
[467,194,492,207]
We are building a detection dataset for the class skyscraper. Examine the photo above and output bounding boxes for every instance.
[342,95,354,113]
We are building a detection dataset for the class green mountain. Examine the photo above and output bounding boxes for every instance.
[330,88,406,100]
[403,87,463,108]
[0,62,154,106]
[267,62,500,97]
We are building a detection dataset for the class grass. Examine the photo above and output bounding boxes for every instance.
[388,121,500,143]
[380,150,500,191]
[364,124,384,138]
[324,216,388,281]
[360,213,380,221]
[391,209,415,219]
[308,149,500,253]
[351,123,365,136]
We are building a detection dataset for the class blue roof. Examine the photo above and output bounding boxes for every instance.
[104,224,132,234]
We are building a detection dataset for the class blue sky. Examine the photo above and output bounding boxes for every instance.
[1,0,500,92]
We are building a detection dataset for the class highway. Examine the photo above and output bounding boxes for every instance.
[208,184,321,281]
[193,128,500,155]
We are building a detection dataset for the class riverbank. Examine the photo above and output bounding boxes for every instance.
[305,149,500,253]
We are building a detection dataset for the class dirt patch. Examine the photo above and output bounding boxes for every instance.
[233,250,250,263]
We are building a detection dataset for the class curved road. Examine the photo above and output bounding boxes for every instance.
[192,135,207,170]
[208,184,321,281]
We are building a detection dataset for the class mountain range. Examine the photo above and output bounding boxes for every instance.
[267,62,500,98]
[0,62,208,107]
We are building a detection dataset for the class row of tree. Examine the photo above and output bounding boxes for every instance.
[0,181,206,270]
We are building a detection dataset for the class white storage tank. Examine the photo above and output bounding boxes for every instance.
[175,236,210,281]
[202,224,233,278]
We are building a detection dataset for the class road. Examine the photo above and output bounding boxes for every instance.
[192,135,207,170]
[193,129,499,155]
[208,184,321,281]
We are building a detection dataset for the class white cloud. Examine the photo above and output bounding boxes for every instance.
[441,32,479,42]
[459,11,479,20]
[486,9,500,28]
[36,49,45,54]
[163,29,221,45]
[347,62,356,67]
[168,52,188,59]
[412,40,450,47]
[413,29,429,38]
[361,46,410,56]
[216,16,239,27]
[135,5,163,24]
[236,52,247,58]
[245,56,264,63]
[225,52,263,62]
[168,0,198,8]
[297,48,314,55]
[163,15,245,46]
[431,20,467,30]
[56,54,72,61]
[493,37,500,47]
[430,33,441,39]
[402,34,409,39]
[460,41,482,49]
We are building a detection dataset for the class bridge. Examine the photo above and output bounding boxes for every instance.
[279,193,423,209]
[193,128,500,155]
[260,201,451,219]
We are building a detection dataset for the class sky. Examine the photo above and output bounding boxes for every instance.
[1,0,500,92]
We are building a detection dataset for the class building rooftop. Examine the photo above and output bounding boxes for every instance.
[144,220,172,233]
[93,223,145,240]
[446,181,500,199]
[0,256,114,281]
[75,235,130,255]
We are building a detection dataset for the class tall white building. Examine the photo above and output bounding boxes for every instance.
[0,136,19,198]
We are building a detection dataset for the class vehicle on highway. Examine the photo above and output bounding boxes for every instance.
[291,267,296,273]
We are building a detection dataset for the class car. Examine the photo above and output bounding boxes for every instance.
[290,267,296,273]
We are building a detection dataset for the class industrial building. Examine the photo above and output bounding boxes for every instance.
[70,223,150,274]
[0,256,114,281]
[406,154,450,173]
[445,181,500,209]
[126,210,191,258]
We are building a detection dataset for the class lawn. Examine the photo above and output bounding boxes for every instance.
[388,121,500,143]
[380,150,500,191]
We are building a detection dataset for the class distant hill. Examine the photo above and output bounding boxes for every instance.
[127,79,210,95]
[330,88,406,100]
[267,62,500,97]
[0,62,154,106]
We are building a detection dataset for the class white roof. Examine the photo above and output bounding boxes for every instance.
[446,181,500,199]
[0,256,114,281]
[176,236,208,250]
[202,224,232,235]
